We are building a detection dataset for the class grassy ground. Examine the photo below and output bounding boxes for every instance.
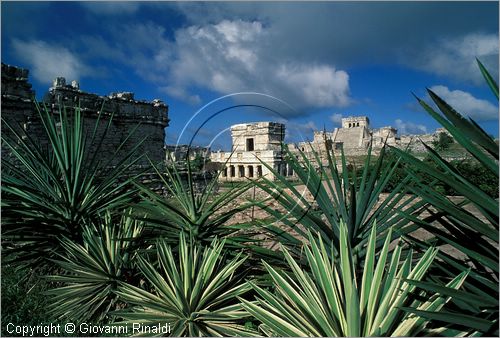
[1,265,56,336]
[218,178,302,190]
[1,264,119,337]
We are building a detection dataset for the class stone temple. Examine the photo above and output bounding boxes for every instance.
[295,116,399,157]
[210,122,292,181]
[1,63,169,165]
[291,115,444,163]
[209,116,448,180]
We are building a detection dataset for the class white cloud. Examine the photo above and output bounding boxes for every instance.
[164,20,351,111]
[276,64,350,107]
[330,113,343,125]
[160,86,201,106]
[85,20,350,111]
[430,85,499,121]
[12,39,90,84]
[394,119,428,135]
[412,33,499,84]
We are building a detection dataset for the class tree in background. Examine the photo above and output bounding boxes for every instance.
[432,131,454,151]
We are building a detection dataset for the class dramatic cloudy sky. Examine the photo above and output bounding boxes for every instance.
[2,1,498,148]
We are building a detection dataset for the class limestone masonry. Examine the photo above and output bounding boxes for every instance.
[293,115,441,164]
[210,122,291,181]
[210,117,450,181]
[1,63,169,165]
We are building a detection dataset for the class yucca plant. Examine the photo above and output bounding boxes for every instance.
[1,102,145,266]
[45,212,143,324]
[389,59,499,335]
[135,157,257,248]
[113,234,258,336]
[253,142,425,264]
[241,221,470,337]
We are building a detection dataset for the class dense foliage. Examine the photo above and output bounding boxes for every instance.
[359,151,498,198]
[1,104,144,268]
[432,131,454,151]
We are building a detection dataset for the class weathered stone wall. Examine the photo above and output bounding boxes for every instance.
[231,122,285,152]
[397,134,436,153]
[1,63,169,166]
[372,126,398,146]
[342,116,369,129]
[210,121,290,181]
[1,64,37,164]
[1,64,36,137]
[166,145,210,163]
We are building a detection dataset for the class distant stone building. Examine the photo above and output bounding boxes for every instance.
[210,122,291,181]
[293,116,387,160]
[1,63,169,165]
[292,115,452,164]
[333,116,373,150]
[165,144,210,163]
[208,117,455,181]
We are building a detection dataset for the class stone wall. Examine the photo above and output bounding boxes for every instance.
[342,116,369,129]
[397,134,436,153]
[210,122,290,181]
[372,126,398,146]
[1,64,36,137]
[231,122,285,152]
[165,145,210,163]
[1,63,169,166]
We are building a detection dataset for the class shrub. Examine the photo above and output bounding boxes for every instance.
[45,212,143,324]
[134,158,257,248]
[390,59,499,335]
[1,103,144,268]
[432,131,454,151]
[113,234,257,336]
[242,223,469,336]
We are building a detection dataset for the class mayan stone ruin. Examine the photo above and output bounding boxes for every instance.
[1,63,169,165]
[292,115,446,165]
[2,63,454,182]
[207,116,454,181]
[210,122,291,181]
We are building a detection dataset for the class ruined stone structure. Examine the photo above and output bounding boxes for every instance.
[208,117,453,181]
[1,64,36,137]
[325,117,395,150]
[291,115,453,165]
[165,144,210,163]
[210,122,291,181]
[199,111,471,183]
[1,63,169,165]
[294,116,381,160]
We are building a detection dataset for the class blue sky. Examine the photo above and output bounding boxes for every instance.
[2,1,498,150]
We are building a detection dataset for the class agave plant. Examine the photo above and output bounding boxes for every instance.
[253,142,425,264]
[45,212,143,324]
[388,59,499,335]
[1,102,145,266]
[241,221,470,337]
[134,156,257,248]
[113,234,258,336]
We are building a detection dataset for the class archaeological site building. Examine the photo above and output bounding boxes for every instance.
[208,117,450,181]
[292,115,442,162]
[295,116,399,157]
[210,122,292,181]
[1,63,169,165]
